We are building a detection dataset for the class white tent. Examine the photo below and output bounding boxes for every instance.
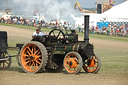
[73,13,103,27]
[102,0,128,22]
[73,1,128,26]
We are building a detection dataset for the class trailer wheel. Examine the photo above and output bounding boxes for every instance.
[83,53,101,73]
[63,52,83,74]
[20,41,48,73]
[0,51,12,70]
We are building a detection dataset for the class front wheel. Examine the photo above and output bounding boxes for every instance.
[63,52,83,74]
[83,53,101,73]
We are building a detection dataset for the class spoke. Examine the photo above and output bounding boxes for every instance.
[88,67,91,72]
[25,61,30,66]
[26,60,30,64]
[56,32,61,39]
[36,60,41,65]
[93,57,96,60]
[34,49,40,55]
[53,32,55,36]
[84,65,89,68]
[73,56,76,59]
[2,63,4,68]
[5,61,9,65]
[32,62,36,69]
[30,64,33,70]
[3,62,6,68]
[35,55,41,59]
[23,54,29,57]
[71,68,74,71]
[38,58,42,61]
[25,57,30,61]
[67,56,70,59]
[29,61,31,67]
[94,60,98,63]
[31,46,34,54]
[76,64,79,67]
[93,65,97,68]
[34,64,36,69]
[26,50,31,56]
[73,67,77,71]
[69,67,72,71]
[27,47,32,54]
[30,62,34,70]
[36,62,38,69]
[34,45,36,53]
[36,51,41,56]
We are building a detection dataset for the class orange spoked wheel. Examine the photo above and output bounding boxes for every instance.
[20,41,48,73]
[83,53,101,73]
[63,52,83,74]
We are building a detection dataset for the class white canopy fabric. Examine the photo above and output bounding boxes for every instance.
[73,1,128,26]
[102,1,128,21]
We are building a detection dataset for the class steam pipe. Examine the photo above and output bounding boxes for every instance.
[84,15,89,44]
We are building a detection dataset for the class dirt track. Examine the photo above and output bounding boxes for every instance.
[0,25,128,85]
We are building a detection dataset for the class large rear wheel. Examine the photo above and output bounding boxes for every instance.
[63,52,83,74]
[20,41,48,73]
[83,53,101,73]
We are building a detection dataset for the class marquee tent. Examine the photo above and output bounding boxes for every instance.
[102,0,128,22]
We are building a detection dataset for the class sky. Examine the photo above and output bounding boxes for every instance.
[58,0,126,8]
[66,0,126,8]
[0,0,126,9]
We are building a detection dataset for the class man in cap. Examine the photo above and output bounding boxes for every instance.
[32,28,46,39]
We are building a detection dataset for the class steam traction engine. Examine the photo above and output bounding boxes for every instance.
[0,31,12,70]
[18,15,101,74]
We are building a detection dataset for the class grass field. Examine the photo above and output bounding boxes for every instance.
[0,24,128,85]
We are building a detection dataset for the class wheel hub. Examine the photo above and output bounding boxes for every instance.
[69,61,73,66]
[68,59,77,68]
[88,59,95,67]
[30,56,34,60]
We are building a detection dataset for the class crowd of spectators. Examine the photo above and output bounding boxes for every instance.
[0,16,128,36]
[90,24,128,36]
[0,16,73,31]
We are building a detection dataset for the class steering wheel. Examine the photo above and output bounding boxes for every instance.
[49,29,65,40]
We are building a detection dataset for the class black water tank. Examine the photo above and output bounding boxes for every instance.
[0,31,8,53]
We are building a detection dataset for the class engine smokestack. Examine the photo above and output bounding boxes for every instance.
[84,15,89,44]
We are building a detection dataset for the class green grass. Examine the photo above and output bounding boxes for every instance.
[90,34,128,42]
[1,23,128,42]
[95,48,128,74]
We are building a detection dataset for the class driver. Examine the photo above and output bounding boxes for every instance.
[32,28,46,39]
